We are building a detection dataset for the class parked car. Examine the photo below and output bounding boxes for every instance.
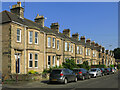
[73,68,91,80]
[110,67,115,74]
[49,68,77,84]
[89,68,102,78]
[105,68,111,75]
[100,68,107,76]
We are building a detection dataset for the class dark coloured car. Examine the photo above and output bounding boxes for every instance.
[100,68,107,76]
[49,68,77,84]
[105,68,111,75]
[73,68,91,80]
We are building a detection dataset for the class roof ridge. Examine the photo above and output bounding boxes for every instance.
[5,10,12,21]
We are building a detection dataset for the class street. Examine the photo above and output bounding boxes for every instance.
[2,72,119,89]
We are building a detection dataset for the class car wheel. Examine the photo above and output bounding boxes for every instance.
[64,78,67,84]
[102,73,104,76]
[82,76,85,80]
[74,77,77,82]
[88,75,91,79]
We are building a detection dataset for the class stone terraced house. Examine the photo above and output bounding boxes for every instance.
[0,2,115,75]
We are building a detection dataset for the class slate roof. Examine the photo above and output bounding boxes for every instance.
[0,10,84,46]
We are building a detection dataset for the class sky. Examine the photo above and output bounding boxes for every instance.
[2,2,118,50]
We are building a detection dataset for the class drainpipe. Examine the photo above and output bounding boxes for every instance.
[24,26,26,74]
[43,32,46,70]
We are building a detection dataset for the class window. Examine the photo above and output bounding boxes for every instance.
[52,56,55,67]
[93,50,95,57]
[35,53,38,68]
[17,29,21,42]
[80,60,83,64]
[65,42,67,51]
[48,56,51,67]
[52,38,55,48]
[29,53,33,68]
[69,43,71,51]
[77,60,79,64]
[80,46,83,54]
[57,40,59,50]
[71,45,73,53]
[89,49,91,56]
[48,37,51,47]
[29,31,33,44]
[86,48,88,55]
[77,46,79,54]
[35,32,38,44]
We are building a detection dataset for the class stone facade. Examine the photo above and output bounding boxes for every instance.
[1,2,116,75]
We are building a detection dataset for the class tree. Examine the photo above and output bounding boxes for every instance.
[113,48,120,59]
[62,58,78,70]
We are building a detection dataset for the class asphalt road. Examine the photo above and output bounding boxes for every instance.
[2,72,119,89]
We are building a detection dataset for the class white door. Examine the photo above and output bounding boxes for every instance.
[57,58,59,67]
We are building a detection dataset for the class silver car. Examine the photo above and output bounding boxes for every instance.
[89,68,102,78]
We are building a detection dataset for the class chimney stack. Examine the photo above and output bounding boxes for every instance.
[91,41,95,46]
[10,2,24,18]
[50,22,59,33]
[86,39,91,45]
[80,36,85,43]
[34,14,45,27]
[63,29,70,37]
[72,33,79,41]
[102,47,105,53]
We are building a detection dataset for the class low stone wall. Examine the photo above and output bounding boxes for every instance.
[3,73,50,81]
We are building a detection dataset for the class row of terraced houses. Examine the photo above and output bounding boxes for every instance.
[1,2,115,75]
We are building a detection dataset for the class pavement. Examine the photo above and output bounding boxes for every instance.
[2,72,119,89]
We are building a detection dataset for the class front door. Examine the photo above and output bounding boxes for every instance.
[15,54,20,74]
[57,58,59,67]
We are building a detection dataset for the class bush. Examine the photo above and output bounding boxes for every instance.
[117,64,120,69]
[109,65,114,67]
[62,58,78,70]
[91,65,106,68]
[28,70,39,74]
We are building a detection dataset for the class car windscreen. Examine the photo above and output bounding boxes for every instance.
[90,69,97,71]
[51,70,62,74]
[73,69,80,73]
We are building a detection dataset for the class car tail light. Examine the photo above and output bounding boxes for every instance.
[101,70,102,72]
[60,73,63,76]
[107,70,109,72]
[79,72,82,74]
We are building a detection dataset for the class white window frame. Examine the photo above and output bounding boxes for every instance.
[35,53,38,68]
[48,37,51,48]
[52,56,55,67]
[35,32,38,44]
[93,50,95,57]
[48,56,51,68]
[52,38,55,48]
[71,45,73,53]
[29,31,33,44]
[17,28,21,42]
[86,49,88,55]
[69,43,71,52]
[29,53,33,68]
[80,46,82,55]
[89,49,91,56]
[57,40,59,50]
[77,46,79,54]
[77,59,79,64]
[65,42,67,51]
